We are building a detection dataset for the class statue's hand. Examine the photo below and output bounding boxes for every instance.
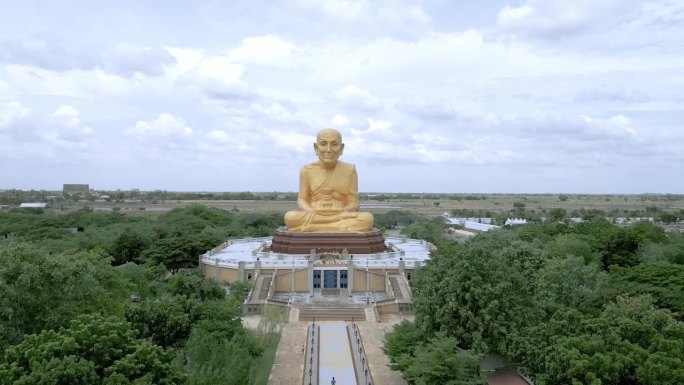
[316,209,342,216]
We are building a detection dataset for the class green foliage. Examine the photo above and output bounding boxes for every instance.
[384,320,425,367]
[401,217,447,244]
[0,206,276,385]
[0,314,185,385]
[167,270,225,301]
[535,256,607,309]
[228,280,253,302]
[374,210,420,230]
[413,232,545,352]
[394,220,684,384]
[0,242,131,351]
[125,297,200,348]
[394,334,484,385]
[608,262,684,320]
[111,228,151,265]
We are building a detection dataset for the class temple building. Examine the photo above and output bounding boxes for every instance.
[200,234,431,318]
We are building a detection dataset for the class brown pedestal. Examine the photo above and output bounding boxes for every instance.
[270,228,387,254]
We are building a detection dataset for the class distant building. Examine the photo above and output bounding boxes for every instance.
[63,184,90,195]
[19,202,48,208]
[444,217,500,232]
[505,218,528,226]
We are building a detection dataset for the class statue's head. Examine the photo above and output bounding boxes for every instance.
[314,128,344,167]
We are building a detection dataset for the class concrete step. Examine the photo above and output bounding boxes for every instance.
[299,307,367,321]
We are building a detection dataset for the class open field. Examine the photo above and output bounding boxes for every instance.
[38,193,684,217]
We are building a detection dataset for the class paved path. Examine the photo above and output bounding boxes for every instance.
[267,315,411,385]
[319,322,357,385]
[356,317,410,385]
[268,322,307,385]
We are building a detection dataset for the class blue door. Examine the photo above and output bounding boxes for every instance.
[323,270,337,289]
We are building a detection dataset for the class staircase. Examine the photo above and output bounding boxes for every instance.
[389,276,405,301]
[258,276,271,300]
[298,307,366,321]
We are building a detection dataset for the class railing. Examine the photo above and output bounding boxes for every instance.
[267,270,276,299]
[374,297,396,306]
[266,297,290,306]
[385,275,396,300]
[347,322,374,385]
[303,323,320,385]
[200,236,433,267]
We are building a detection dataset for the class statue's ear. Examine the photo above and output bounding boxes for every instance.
[313,142,319,154]
[340,143,345,155]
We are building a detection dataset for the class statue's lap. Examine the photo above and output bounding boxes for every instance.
[284,210,373,232]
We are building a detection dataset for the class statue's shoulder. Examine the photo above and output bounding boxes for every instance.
[300,163,317,176]
[336,161,355,174]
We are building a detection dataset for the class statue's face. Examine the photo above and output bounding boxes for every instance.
[314,129,344,167]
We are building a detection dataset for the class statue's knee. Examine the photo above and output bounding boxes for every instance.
[284,211,298,226]
[359,212,374,227]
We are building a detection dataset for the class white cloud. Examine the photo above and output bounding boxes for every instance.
[179,56,244,90]
[48,105,93,141]
[128,113,193,138]
[333,84,381,111]
[496,0,642,38]
[293,0,430,23]
[0,100,30,130]
[331,114,350,126]
[1,2,683,192]
[228,35,297,65]
[351,118,392,136]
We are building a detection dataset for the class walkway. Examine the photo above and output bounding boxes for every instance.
[319,322,357,385]
[268,322,307,385]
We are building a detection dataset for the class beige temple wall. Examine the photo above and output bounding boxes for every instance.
[377,302,397,314]
[274,273,289,291]
[294,269,308,291]
[219,268,239,283]
[204,265,216,280]
[273,269,309,292]
[369,272,385,291]
[350,268,386,292]
[351,268,366,292]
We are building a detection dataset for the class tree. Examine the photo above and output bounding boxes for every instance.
[0,242,131,350]
[111,228,150,265]
[535,256,607,309]
[401,218,446,244]
[125,296,200,348]
[167,270,225,301]
[608,262,684,320]
[397,335,484,385]
[548,208,567,222]
[0,314,185,385]
[412,232,545,352]
[384,321,425,369]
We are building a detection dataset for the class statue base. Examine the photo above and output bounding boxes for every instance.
[270,228,387,255]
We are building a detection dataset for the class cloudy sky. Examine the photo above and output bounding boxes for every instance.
[1,0,683,193]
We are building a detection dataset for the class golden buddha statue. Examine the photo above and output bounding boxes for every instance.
[284,128,374,232]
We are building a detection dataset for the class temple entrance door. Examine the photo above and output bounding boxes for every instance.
[323,270,337,289]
